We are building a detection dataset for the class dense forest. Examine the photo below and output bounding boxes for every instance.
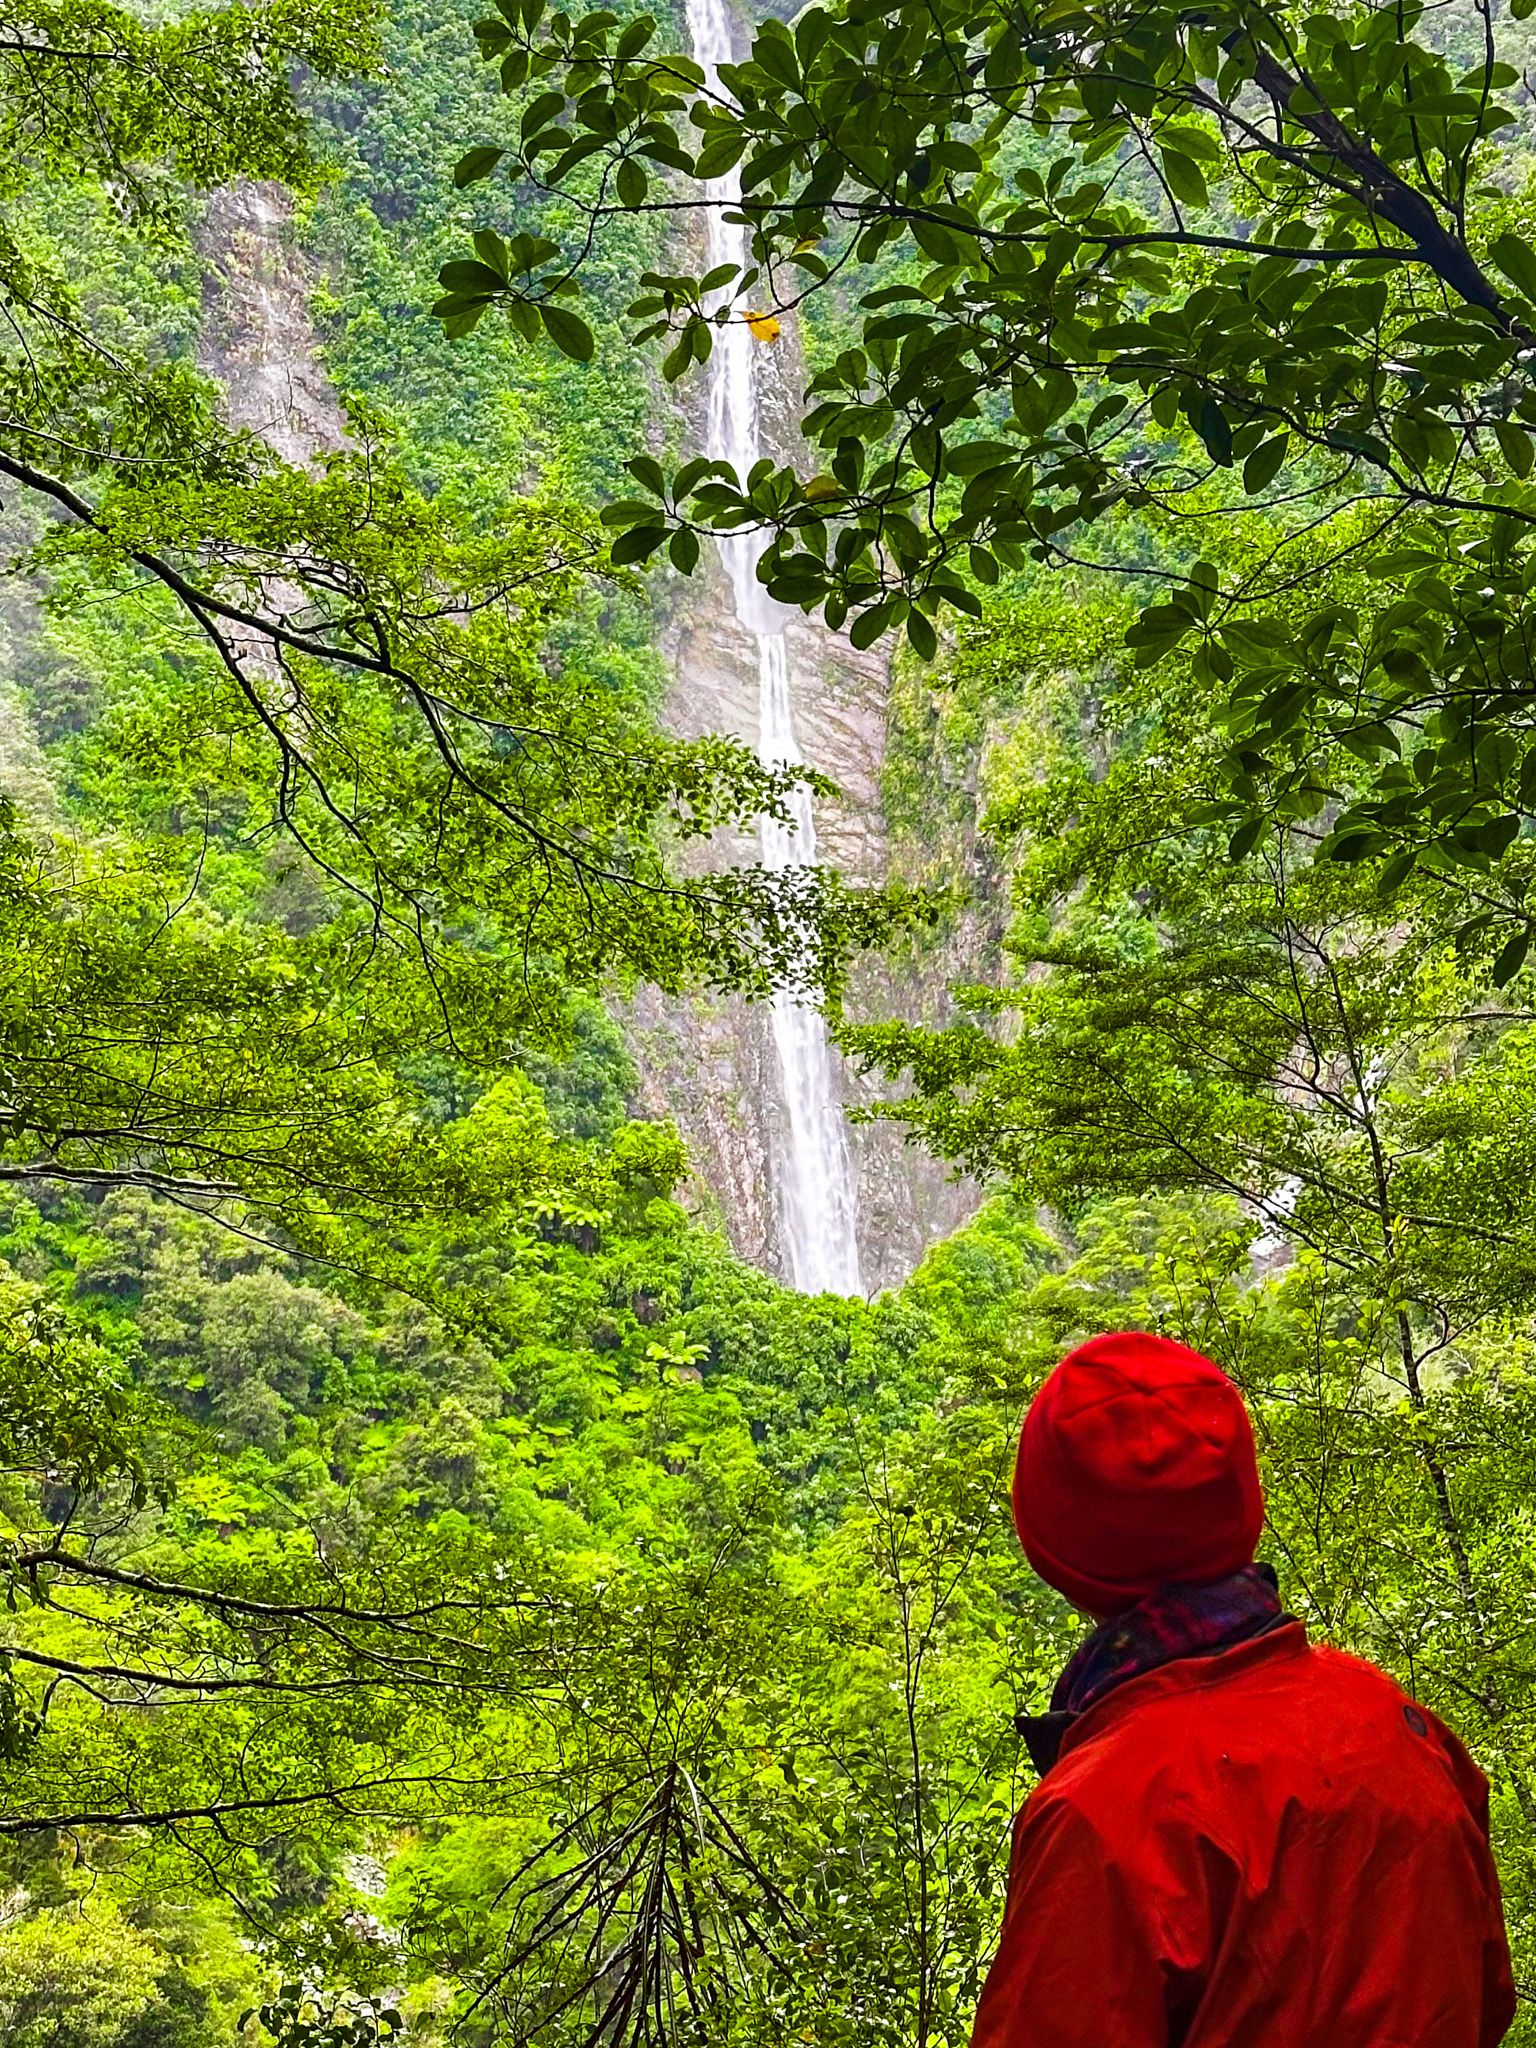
[4,0,1536,2036]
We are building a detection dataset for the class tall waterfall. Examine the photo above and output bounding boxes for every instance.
[683,0,863,1297]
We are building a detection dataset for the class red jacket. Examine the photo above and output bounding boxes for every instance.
[973,1624,1515,2048]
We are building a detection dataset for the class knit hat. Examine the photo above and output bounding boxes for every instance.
[1012,1331,1264,1616]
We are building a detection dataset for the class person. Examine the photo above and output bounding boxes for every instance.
[972,1329,1515,2048]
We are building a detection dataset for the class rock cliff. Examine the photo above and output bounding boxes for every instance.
[197,182,348,462]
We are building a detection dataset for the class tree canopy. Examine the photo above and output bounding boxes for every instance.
[449,0,1536,937]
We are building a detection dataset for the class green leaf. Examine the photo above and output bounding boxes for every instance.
[1490,233,1536,303]
[794,3,831,61]
[752,25,801,88]
[539,302,595,361]
[1494,928,1531,985]
[1243,434,1288,494]
[1475,812,1521,859]
[910,215,964,265]
[437,260,507,293]
[616,157,647,209]
[1495,420,1535,479]
[610,522,667,563]
[1327,831,1386,863]
[521,88,566,142]
[1220,619,1293,662]
[472,229,511,278]
[433,298,491,337]
[454,146,506,187]
[1158,148,1209,208]
[509,233,560,271]
[1195,396,1233,467]
[906,610,937,660]
[1376,851,1417,897]
[1187,559,1220,616]
[695,133,747,179]
[850,600,893,649]
[668,527,700,573]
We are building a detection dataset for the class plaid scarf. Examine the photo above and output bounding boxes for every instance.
[1018,1562,1290,1776]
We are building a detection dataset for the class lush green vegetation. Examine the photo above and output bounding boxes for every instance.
[5,0,1536,2038]
[462,0,1536,953]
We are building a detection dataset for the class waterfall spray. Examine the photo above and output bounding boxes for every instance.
[682,0,863,1297]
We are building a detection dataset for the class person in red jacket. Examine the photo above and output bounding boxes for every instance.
[972,1330,1516,2048]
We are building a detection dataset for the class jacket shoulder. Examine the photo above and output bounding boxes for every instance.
[1043,1633,1484,1832]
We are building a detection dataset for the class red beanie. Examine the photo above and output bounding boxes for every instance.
[1012,1331,1264,1616]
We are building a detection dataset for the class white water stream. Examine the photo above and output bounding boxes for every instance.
[682,0,863,1296]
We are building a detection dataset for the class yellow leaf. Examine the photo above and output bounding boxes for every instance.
[743,309,782,343]
[803,474,840,501]
[793,235,819,254]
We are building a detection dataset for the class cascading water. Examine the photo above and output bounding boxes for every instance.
[683,0,863,1297]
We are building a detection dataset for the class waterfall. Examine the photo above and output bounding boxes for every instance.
[682,0,864,1297]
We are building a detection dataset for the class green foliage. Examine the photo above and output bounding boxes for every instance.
[8,1111,1536,2040]
[2,0,900,1171]
[0,1905,162,2048]
[450,0,1536,925]
[0,1151,1037,2042]
[1,0,373,491]
[30,433,891,1005]
[248,1985,402,2048]
[0,1263,148,1498]
[0,812,706,1301]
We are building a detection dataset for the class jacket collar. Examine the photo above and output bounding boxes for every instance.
[1018,1619,1311,1777]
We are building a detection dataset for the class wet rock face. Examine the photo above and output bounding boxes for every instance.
[196,182,347,464]
[624,979,779,1271]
